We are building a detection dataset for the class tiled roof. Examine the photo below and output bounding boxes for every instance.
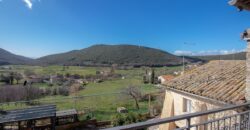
[160,75,175,81]
[163,60,246,104]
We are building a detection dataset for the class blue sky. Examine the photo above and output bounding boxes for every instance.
[0,0,250,58]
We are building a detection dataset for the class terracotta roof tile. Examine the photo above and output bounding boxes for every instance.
[163,60,246,104]
[160,75,175,81]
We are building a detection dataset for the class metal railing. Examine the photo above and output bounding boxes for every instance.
[104,102,250,130]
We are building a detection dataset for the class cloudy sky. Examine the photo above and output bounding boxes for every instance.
[0,0,249,58]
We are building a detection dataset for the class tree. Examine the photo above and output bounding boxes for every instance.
[58,87,70,96]
[0,72,22,85]
[143,75,149,84]
[62,65,66,71]
[123,86,142,110]
[24,69,35,77]
[23,84,42,101]
[65,73,71,78]
[111,64,117,74]
[0,74,10,84]
[9,72,14,85]
[151,68,155,84]
[14,72,23,84]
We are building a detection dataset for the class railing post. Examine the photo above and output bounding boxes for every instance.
[103,103,250,130]
[0,124,3,130]
[186,118,191,130]
[248,111,250,129]
[240,114,242,129]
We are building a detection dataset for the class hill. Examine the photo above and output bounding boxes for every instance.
[1,45,244,67]
[38,44,184,66]
[191,52,246,61]
[0,48,35,65]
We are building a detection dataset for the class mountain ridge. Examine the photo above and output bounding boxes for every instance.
[37,44,183,66]
[0,48,35,65]
[0,45,246,66]
[190,52,246,61]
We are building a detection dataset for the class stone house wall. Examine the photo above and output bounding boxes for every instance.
[160,90,237,130]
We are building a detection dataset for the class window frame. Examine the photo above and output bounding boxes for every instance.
[183,98,192,113]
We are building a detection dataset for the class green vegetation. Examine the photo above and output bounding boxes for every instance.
[38,44,183,66]
[0,45,245,68]
[0,65,182,121]
[111,112,146,127]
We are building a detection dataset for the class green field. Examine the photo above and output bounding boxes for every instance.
[0,65,181,121]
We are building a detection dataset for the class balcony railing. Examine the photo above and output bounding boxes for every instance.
[103,102,250,130]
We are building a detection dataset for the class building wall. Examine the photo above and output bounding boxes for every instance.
[246,39,250,101]
[158,77,166,84]
[160,90,237,130]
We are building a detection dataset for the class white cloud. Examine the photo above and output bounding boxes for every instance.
[174,50,194,56]
[23,0,33,9]
[174,49,245,56]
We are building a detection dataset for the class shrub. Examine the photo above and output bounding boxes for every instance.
[24,69,36,77]
[73,74,81,79]
[0,74,11,84]
[0,85,43,103]
[52,88,57,95]
[23,85,44,101]
[124,112,137,125]
[44,88,52,95]
[111,113,125,127]
[65,73,71,78]
[58,87,70,96]
[111,112,146,127]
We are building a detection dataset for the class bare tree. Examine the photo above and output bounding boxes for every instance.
[123,86,142,110]
[151,68,155,84]
[23,84,42,101]
[9,72,14,85]
[14,72,23,84]
[0,74,10,84]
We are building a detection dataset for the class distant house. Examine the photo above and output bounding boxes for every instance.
[75,79,88,85]
[173,71,181,76]
[1,66,11,70]
[160,60,246,130]
[50,75,58,84]
[157,75,175,84]
[28,75,44,83]
[75,79,84,84]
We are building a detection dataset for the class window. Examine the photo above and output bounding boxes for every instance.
[183,98,192,113]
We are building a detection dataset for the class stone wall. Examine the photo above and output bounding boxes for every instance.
[160,90,237,130]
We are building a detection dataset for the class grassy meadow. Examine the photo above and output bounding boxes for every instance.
[0,65,181,121]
